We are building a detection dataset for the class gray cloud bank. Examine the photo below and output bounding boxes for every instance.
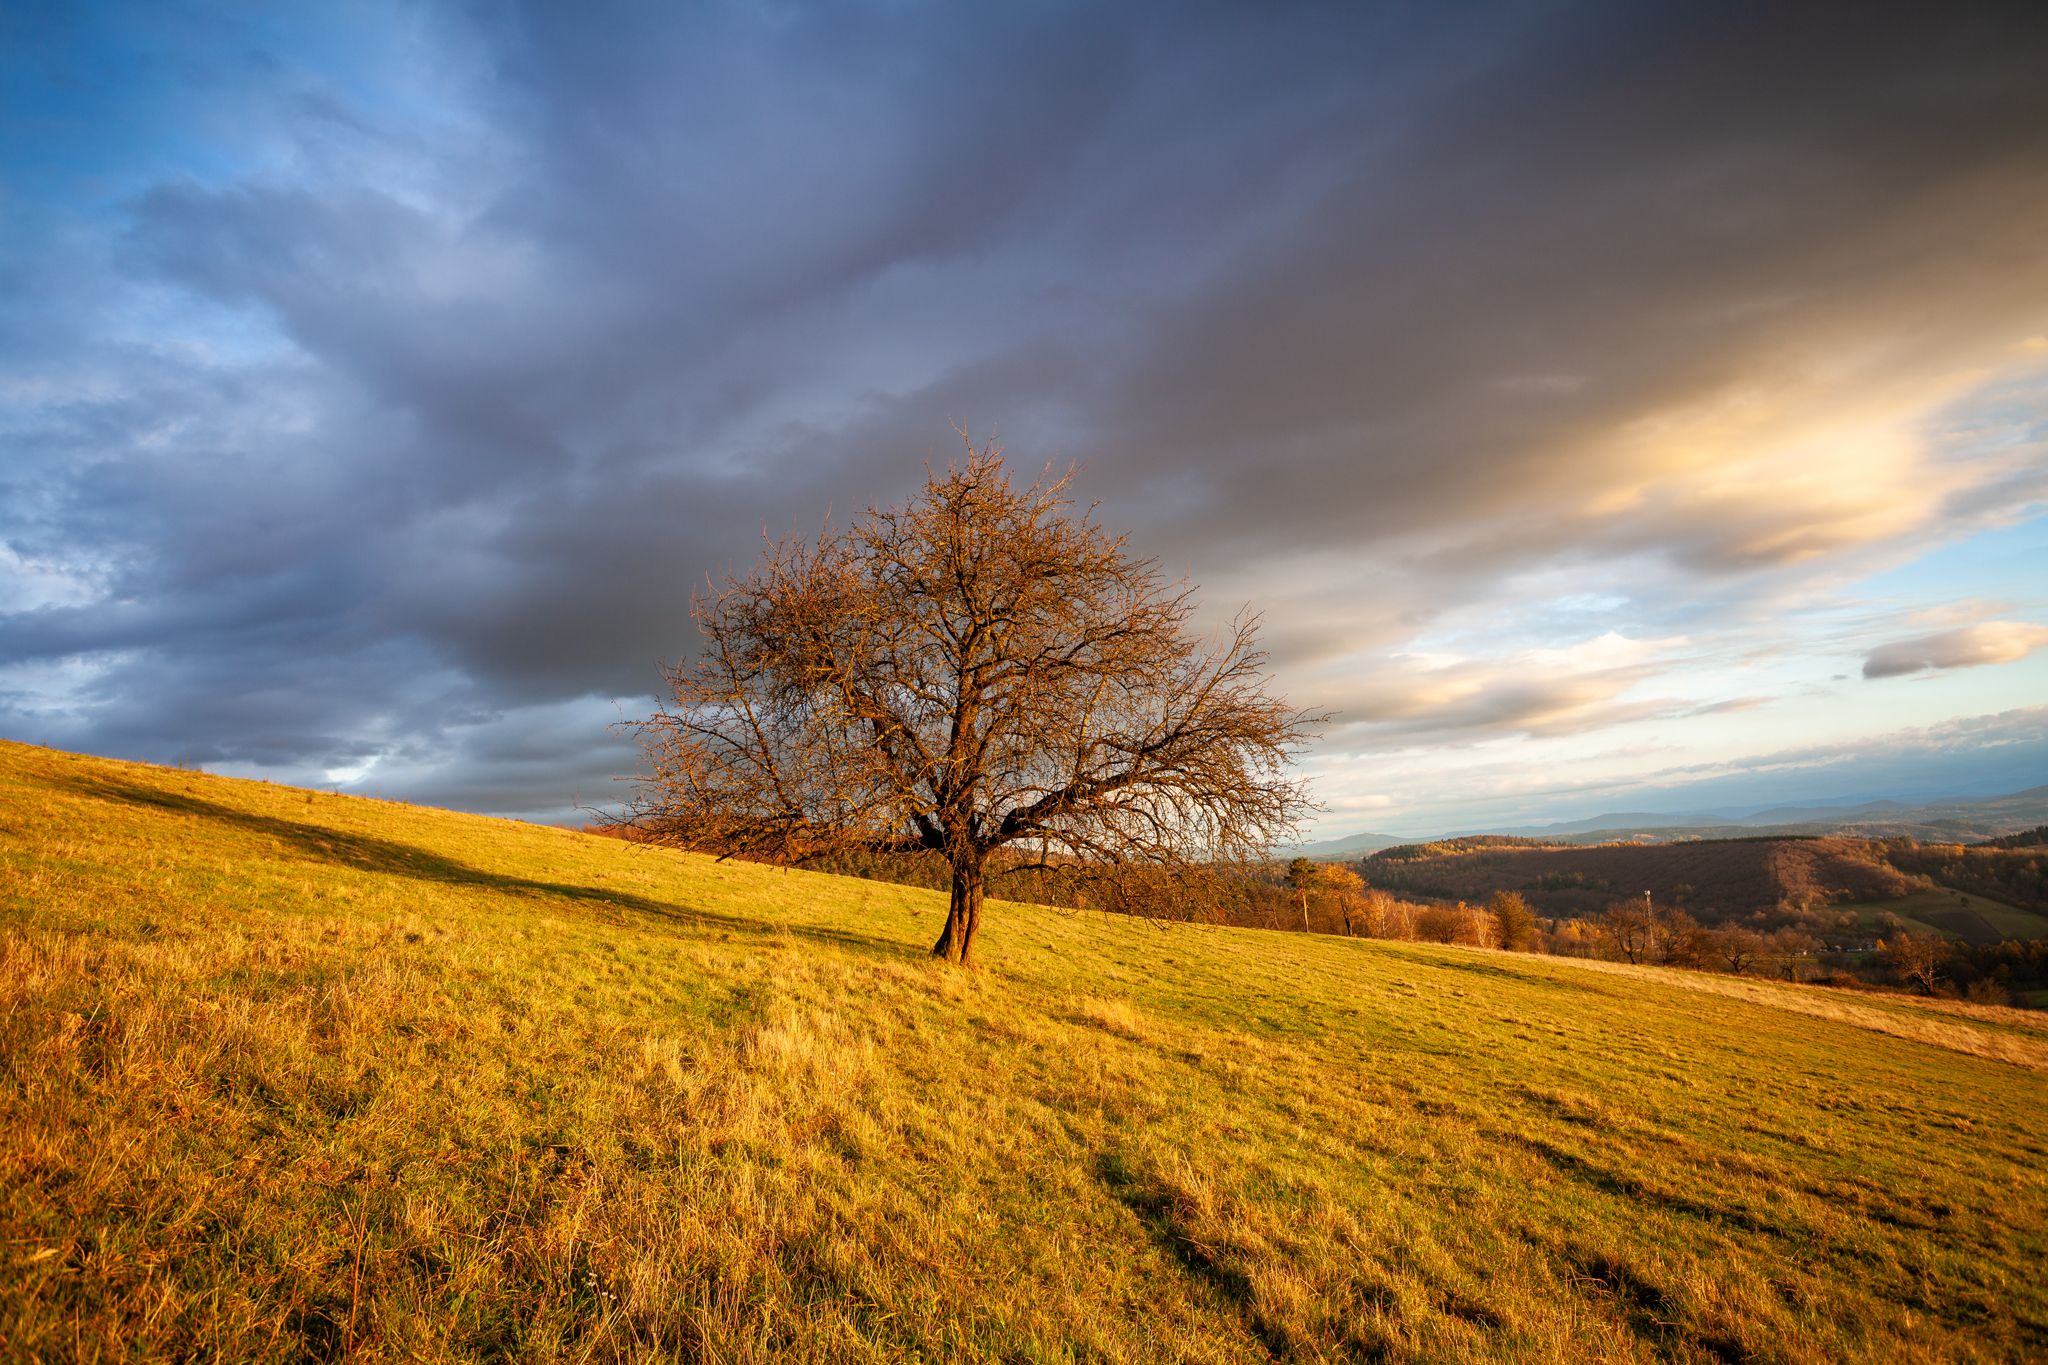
[4,1,2047,821]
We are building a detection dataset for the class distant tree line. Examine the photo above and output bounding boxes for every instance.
[1247,862,2048,1007]
[1299,875,2048,1007]
[1368,835,1550,863]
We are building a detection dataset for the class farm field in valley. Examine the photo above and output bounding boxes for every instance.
[1842,887,2048,944]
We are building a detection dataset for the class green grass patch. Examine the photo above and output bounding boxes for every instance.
[4,740,2047,1361]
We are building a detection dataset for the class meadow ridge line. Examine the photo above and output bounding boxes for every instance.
[1552,954,2048,1069]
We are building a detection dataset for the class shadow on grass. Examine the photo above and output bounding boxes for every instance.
[1488,1123,1805,1242]
[1565,1245,1746,1364]
[59,775,902,960]
[1091,1150,1311,1360]
[1418,955,1609,993]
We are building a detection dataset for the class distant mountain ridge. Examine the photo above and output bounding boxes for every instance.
[1291,829,1410,857]
[1291,784,2048,858]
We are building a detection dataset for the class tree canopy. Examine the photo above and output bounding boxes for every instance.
[630,442,1319,964]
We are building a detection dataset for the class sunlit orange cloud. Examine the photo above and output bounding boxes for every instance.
[1577,342,2039,573]
[1305,632,1701,743]
[1863,621,2048,679]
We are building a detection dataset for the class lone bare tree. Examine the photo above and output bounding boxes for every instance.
[629,441,1320,966]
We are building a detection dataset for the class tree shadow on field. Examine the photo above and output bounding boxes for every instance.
[1091,1150,1313,1360]
[1419,956,1609,994]
[60,775,897,958]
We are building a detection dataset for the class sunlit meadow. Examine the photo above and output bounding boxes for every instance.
[3,740,2045,1362]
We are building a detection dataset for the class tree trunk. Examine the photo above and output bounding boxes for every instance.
[932,859,985,966]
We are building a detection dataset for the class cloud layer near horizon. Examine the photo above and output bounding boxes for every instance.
[3,1,2047,827]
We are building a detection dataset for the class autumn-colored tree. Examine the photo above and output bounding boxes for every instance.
[1658,909,1707,968]
[1414,905,1466,944]
[1599,901,1660,964]
[1356,889,1414,939]
[1488,890,1539,952]
[1881,932,1949,996]
[1548,917,1599,957]
[1704,926,1769,975]
[1316,864,1366,934]
[629,442,1319,966]
[1769,928,1821,981]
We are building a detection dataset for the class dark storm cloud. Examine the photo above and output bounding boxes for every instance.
[4,0,2047,820]
[1080,4,2048,564]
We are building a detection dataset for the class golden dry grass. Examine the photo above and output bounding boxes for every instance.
[3,739,2046,1362]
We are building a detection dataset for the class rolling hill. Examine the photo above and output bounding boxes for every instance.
[4,739,2047,1361]
[1358,834,2048,943]
[1362,836,1916,920]
[1287,828,1408,859]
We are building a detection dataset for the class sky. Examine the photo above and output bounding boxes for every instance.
[3,1,2046,839]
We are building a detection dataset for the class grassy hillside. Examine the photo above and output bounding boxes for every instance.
[4,740,2047,1363]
